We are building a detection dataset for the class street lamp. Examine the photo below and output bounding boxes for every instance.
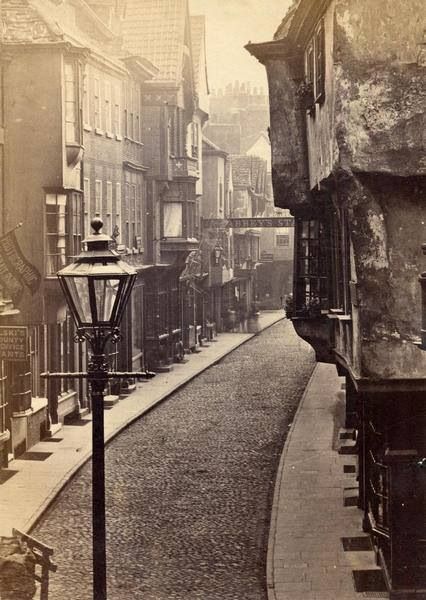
[213,243,223,266]
[57,218,136,600]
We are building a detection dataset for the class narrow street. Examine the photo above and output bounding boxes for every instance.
[32,320,315,600]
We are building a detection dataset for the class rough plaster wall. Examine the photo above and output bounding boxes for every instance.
[306,3,336,188]
[339,171,426,379]
[265,60,311,209]
[334,0,426,175]
[332,0,426,379]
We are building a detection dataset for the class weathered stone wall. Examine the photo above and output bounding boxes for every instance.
[265,60,311,210]
[340,171,426,379]
[334,0,426,177]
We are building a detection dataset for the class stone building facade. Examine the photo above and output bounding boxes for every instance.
[247,1,426,597]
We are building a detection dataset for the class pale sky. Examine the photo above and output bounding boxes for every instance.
[189,0,292,92]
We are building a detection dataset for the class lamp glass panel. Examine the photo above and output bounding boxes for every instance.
[93,278,120,323]
[65,276,93,324]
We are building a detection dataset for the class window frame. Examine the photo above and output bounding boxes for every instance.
[276,234,290,247]
[94,77,102,132]
[83,177,91,236]
[294,214,330,317]
[114,83,121,138]
[64,60,79,143]
[304,17,326,107]
[95,179,102,216]
[105,80,112,135]
[45,192,83,276]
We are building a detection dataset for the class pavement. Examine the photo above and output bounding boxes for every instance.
[268,362,388,600]
[0,309,385,600]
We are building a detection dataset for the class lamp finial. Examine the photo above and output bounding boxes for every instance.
[91,217,103,235]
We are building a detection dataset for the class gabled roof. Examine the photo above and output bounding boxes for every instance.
[122,0,190,85]
[241,130,270,154]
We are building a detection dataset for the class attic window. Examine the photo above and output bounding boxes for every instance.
[305,18,325,106]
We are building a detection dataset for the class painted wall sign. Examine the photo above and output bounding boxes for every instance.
[202,217,295,228]
[0,326,28,361]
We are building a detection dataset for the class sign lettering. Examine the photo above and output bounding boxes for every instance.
[0,327,28,361]
[202,217,295,229]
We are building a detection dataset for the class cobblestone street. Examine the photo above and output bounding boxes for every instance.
[32,320,315,600]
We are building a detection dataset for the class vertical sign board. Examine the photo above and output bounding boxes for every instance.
[0,327,28,361]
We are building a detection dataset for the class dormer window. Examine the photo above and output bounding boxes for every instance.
[305,18,325,106]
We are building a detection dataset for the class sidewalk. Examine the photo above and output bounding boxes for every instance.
[268,363,388,600]
[0,310,284,537]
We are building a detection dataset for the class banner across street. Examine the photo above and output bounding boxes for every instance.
[202,217,295,228]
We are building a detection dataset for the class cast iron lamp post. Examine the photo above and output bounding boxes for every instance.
[43,218,155,600]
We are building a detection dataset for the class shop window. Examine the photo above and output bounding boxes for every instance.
[163,202,182,237]
[294,217,329,316]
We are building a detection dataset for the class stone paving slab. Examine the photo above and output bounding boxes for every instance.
[268,362,389,600]
[0,311,284,537]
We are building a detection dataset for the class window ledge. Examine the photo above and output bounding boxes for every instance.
[106,131,114,139]
[124,137,144,147]
[95,128,104,136]
[116,134,123,141]
[83,124,92,132]
[327,308,344,318]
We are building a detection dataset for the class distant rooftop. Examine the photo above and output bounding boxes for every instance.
[122,0,189,84]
